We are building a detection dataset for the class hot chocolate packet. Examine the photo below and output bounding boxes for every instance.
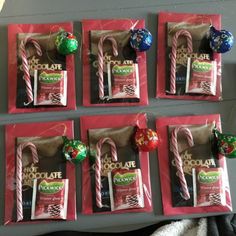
[186,58,217,96]
[193,167,226,207]
[31,179,69,220]
[34,70,67,106]
[108,168,144,211]
[107,63,140,99]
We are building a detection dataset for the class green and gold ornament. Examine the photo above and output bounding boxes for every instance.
[62,137,87,163]
[215,129,236,158]
[55,30,78,55]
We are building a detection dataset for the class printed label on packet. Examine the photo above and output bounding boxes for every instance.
[108,168,144,211]
[185,58,217,96]
[31,179,69,220]
[107,63,140,99]
[34,70,67,106]
[193,167,226,207]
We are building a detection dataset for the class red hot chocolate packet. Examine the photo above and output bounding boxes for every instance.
[31,179,69,220]
[108,63,140,99]
[186,59,217,96]
[193,167,226,207]
[34,70,67,106]
[108,169,144,211]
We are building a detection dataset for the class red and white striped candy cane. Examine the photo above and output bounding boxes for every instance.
[97,35,118,100]
[170,126,194,200]
[20,37,42,105]
[16,142,39,222]
[95,137,117,208]
[169,29,193,94]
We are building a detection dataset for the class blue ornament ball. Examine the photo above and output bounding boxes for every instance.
[130,28,153,52]
[209,26,234,53]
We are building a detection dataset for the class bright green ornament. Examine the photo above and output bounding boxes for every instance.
[55,31,78,55]
[62,137,87,163]
[215,129,236,158]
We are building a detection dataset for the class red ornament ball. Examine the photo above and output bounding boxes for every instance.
[134,128,159,152]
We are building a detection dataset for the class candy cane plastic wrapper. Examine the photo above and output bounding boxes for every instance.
[82,19,149,106]
[97,35,118,100]
[168,29,193,94]
[156,114,232,216]
[95,137,118,208]
[20,37,42,105]
[170,126,194,200]
[157,13,222,101]
[16,142,39,222]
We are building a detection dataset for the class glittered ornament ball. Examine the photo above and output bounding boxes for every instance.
[130,29,153,52]
[63,137,87,163]
[215,130,236,158]
[209,26,234,53]
[55,31,78,55]
[134,128,159,152]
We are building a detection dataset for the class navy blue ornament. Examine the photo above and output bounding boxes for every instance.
[209,26,234,53]
[130,29,152,52]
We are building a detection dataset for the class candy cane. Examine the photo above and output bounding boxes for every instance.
[20,37,42,105]
[169,29,193,94]
[170,126,194,200]
[95,137,117,208]
[16,142,39,222]
[98,35,118,100]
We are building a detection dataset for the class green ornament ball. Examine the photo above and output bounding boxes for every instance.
[55,31,78,55]
[62,137,87,163]
[215,129,236,158]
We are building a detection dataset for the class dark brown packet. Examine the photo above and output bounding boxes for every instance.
[166,22,212,95]
[89,30,139,104]
[16,136,66,221]
[16,32,66,108]
[168,123,218,207]
[88,126,140,212]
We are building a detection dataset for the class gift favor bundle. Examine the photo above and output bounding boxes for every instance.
[157,12,233,101]
[3,11,235,225]
[8,22,77,113]
[80,114,153,214]
[156,114,233,215]
[4,121,77,224]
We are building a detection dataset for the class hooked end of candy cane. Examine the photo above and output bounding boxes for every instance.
[166,90,176,95]
[180,191,190,201]
[16,215,23,222]
[24,100,33,106]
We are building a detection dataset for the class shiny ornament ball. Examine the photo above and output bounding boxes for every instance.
[209,26,234,53]
[55,31,78,55]
[134,128,159,152]
[63,137,87,163]
[130,29,153,52]
[215,130,236,158]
